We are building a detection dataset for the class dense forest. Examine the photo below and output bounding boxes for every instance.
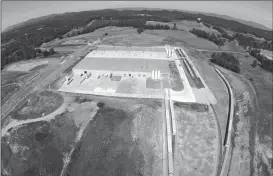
[234,33,273,51]
[189,28,226,46]
[211,26,233,41]
[210,52,241,73]
[2,9,273,69]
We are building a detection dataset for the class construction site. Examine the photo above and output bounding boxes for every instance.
[2,27,238,176]
[57,45,209,103]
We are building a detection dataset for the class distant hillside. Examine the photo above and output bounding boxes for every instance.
[202,13,271,31]
[2,8,273,70]
[3,14,60,33]
[117,7,272,31]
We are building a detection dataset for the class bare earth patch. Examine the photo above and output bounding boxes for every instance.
[12,90,64,120]
[174,103,218,176]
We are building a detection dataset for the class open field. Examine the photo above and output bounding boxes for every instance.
[11,90,64,120]
[1,71,29,104]
[1,92,164,176]
[43,26,221,51]
[1,113,78,176]
[1,71,28,85]
[169,61,184,91]
[29,64,48,72]
[146,20,220,34]
[220,41,246,53]
[174,102,218,176]
[202,50,272,141]
[193,49,272,175]
[219,67,272,176]
[41,26,136,48]
[1,83,20,103]
[5,60,49,72]
[65,96,163,176]
[183,48,229,143]
[230,54,272,140]
[145,30,219,50]
[61,39,87,45]
[3,57,62,73]
[218,67,255,176]
[101,33,164,46]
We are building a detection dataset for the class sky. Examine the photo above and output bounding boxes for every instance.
[1,1,272,30]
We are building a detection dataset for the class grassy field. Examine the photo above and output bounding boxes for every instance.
[29,64,48,72]
[203,51,272,141]
[1,71,29,104]
[169,61,184,91]
[101,33,164,46]
[218,67,256,176]
[192,50,272,175]
[174,102,218,176]
[232,54,272,140]
[220,41,246,53]
[146,20,220,34]
[146,78,161,89]
[1,114,78,176]
[1,83,20,103]
[219,66,272,176]
[1,71,28,85]
[11,90,64,120]
[145,30,219,50]
[63,95,163,176]
[2,92,164,176]
[43,26,220,50]
[184,49,229,143]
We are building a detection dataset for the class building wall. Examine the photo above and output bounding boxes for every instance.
[72,68,152,78]
[72,68,170,80]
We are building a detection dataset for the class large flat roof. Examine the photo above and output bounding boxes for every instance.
[85,45,168,59]
[73,57,170,73]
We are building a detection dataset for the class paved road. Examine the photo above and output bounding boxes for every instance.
[186,46,247,55]
[1,45,96,123]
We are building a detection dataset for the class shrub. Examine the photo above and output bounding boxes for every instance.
[137,28,143,34]
[252,60,258,67]
[190,28,226,46]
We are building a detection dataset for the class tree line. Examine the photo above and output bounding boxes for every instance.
[249,48,273,72]
[212,26,234,41]
[2,9,272,69]
[210,52,241,73]
[189,28,226,46]
[234,33,273,51]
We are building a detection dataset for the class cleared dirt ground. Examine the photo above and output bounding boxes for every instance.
[184,48,229,144]
[65,98,163,176]
[1,71,29,104]
[1,92,164,176]
[219,41,246,53]
[145,30,219,50]
[174,102,219,176]
[219,66,272,176]
[5,60,49,72]
[146,20,220,34]
[11,90,64,120]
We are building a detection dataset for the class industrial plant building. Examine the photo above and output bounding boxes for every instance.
[72,45,175,80]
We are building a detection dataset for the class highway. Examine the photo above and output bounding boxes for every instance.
[1,45,96,124]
